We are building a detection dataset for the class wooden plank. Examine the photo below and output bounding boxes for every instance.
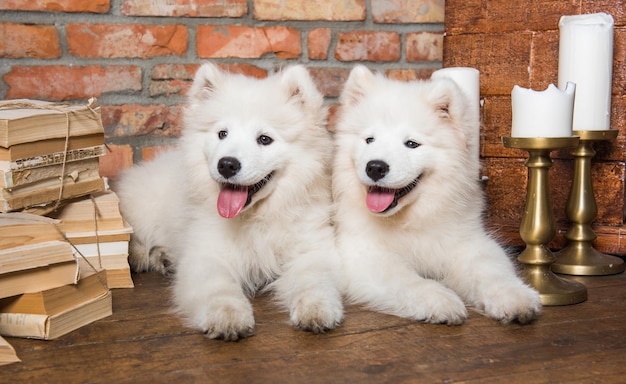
[3,272,626,382]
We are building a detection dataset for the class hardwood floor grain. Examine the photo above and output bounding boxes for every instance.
[2,270,626,383]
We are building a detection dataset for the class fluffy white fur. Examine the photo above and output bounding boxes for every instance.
[332,66,541,325]
[115,63,343,340]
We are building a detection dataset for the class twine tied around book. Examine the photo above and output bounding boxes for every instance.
[0,98,100,212]
[52,193,108,290]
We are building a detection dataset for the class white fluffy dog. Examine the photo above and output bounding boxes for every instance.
[332,66,541,325]
[115,63,344,340]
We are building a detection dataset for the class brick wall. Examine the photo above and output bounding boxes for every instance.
[0,0,445,178]
[444,0,626,254]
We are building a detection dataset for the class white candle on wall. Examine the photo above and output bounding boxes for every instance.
[558,12,614,131]
[431,67,480,161]
[511,82,576,138]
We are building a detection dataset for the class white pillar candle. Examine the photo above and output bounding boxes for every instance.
[431,67,480,161]
[511,82,576,138]
[558,12,614,131]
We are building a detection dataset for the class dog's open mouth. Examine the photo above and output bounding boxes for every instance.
[366,177,419,213]
[217,173,273,218]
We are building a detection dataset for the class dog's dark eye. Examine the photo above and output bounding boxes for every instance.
[257,135,274,146]
[405,140,420,149]
[365,137,375,144]
[218,130,228,140]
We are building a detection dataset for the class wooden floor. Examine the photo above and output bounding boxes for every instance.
[3,269,626,383]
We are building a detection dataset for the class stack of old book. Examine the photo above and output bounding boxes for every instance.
[0,213,112,341]
[0,98,106,213]
[0,100,134,348]
[0,98,134,287]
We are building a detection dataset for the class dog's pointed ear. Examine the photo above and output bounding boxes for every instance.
[428,77,463,121]
[340,65,376,106]
[188,62,225,102]
[429,77,476,151]
[279,65,324,109]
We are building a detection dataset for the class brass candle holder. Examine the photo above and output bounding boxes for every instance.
[553,129,624,275]
[502,136,587,306]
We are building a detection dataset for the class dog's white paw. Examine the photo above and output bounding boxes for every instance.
[418,286,468,325]
[392,281,467,325]
[289,294,344,334]
[482,284,542,324]
[194,297,255,341]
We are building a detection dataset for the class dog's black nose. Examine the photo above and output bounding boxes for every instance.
[217,157,241,179]
[366,160,389,181]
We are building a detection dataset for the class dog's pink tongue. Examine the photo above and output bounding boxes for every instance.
[366,189,395,213]
[217,187,248,218]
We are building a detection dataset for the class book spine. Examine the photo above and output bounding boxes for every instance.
[0,312,49,339]
[1,145,105,171]
[1,177,105,212]
[2,158,100,189]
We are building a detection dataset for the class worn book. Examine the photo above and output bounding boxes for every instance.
[0,213,79,298]
[0,133,104,162]
[0,144,105,172]
[1,157,100,189]
[0,176,105,212]
[0,285,112,340]
[69,227,134,289]
[0,334,20,366]
[0,99,104,148]
[79,254,133,289]
[54,194,133,289]
[0,212,64,250]
[51,191,126,233]
[0,240,75,276]
[0,261,79,300]
[67,224,133,289]
[0,272,107,315]
[72,240,129,258]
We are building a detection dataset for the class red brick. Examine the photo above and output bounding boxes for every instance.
[4,65,142,100]
[307,67,350,98]
[482,157,527,222]
[583,1,626,26]
[406,31,443,62]
[67,24,188,59]
[372,0,444,23]
[0,23,61,59]
[528,30,559,90]
[253,0,365,21]
[445,0,580,36]
[444,0,486,36]
[99,144,133,179]
[481,96,516,158]
[0,0,110,12]
[150,63,267,97]
[444,33,532,96]
[141,145,174,162]
[151,64,200,81]
[152,63,267,80]
[614,29,626,97]
[527,2,579,31]
[197,25,301,59]
[100,104,183,138]
[385,68,436,81]
[308,28,331,60]
[335,31,400,62]
[121,0,247,17]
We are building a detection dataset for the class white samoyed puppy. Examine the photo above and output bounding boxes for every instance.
[115,62,344,340]
[332,66,541,325]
